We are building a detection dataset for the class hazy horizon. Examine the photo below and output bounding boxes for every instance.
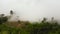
[0,0,60,22]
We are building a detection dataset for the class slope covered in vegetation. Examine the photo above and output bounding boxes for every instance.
[0,19,60,34]
[0,10,60,34]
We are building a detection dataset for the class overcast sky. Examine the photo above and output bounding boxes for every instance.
[0,0,60,21]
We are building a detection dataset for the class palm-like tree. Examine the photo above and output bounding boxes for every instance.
[51,17,54,21]
[8,10,14,20]
[42,18,47,23]
[10,10,14,15]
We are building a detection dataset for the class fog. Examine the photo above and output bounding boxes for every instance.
[0,0,60,22]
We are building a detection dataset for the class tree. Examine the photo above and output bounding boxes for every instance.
[0,10,14,24]
[0,16,8,24]
[41,17,47,23]
[10,10,14,15]
[0,14,4,17]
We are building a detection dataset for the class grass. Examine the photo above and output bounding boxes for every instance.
[0,20,60,34]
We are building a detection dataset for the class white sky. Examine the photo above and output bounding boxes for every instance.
[0,0,60,21]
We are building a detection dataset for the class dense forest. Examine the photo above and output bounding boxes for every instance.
[0,10,60,34]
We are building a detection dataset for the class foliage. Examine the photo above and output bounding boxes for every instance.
[0,10,14,24]
[0,15,8,24]
[0,11,60,34]
[0,20,60,34]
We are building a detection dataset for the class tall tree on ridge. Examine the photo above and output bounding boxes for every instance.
[10,10,14,15]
